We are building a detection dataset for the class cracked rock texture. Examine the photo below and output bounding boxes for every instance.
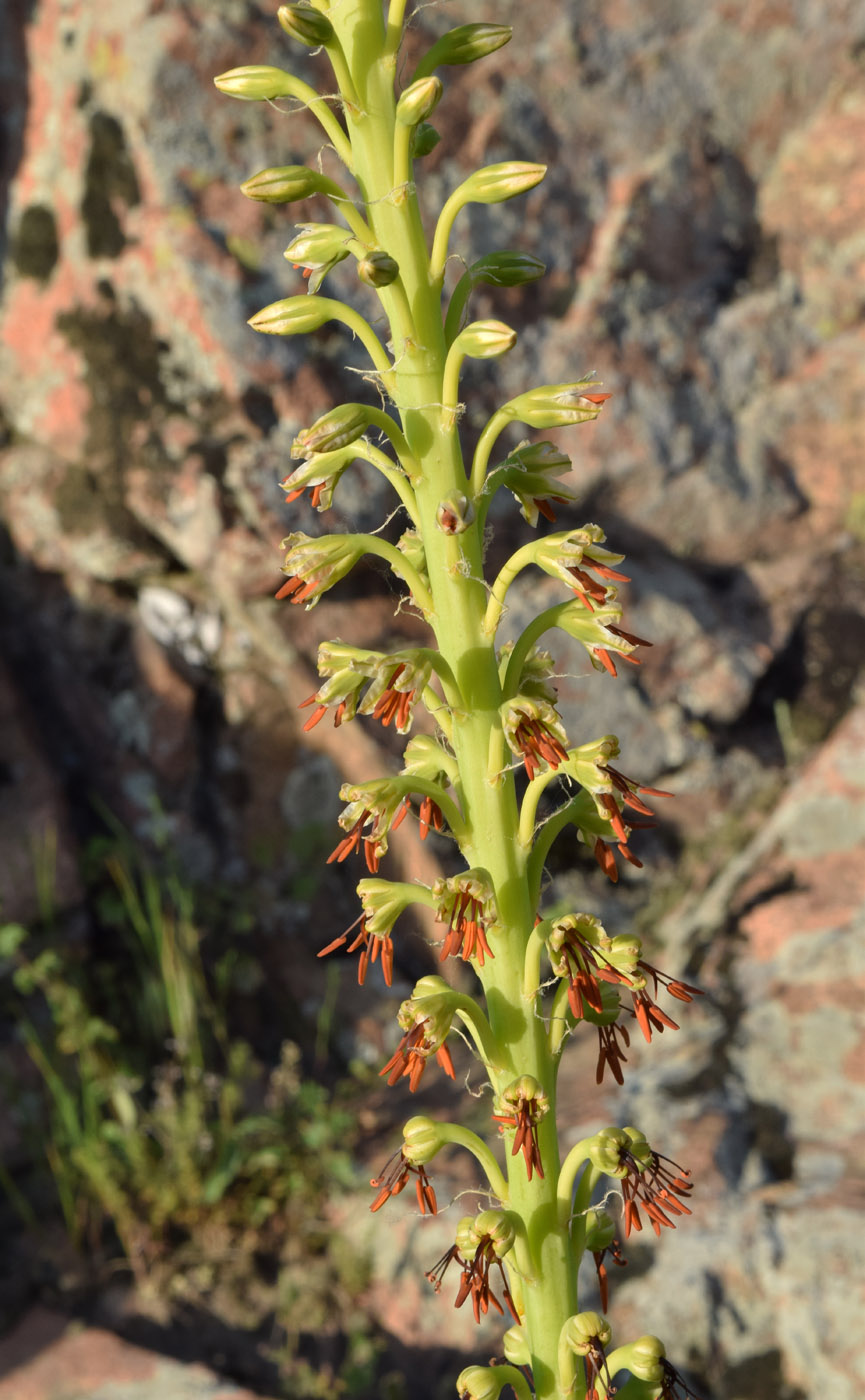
[1,1,863,1398]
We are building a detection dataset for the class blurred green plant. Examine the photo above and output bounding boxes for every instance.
[0,830,360,1356]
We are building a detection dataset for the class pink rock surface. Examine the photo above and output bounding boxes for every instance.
[0,1307,275,1400]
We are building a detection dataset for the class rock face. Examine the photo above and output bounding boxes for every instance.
[1,1,863,1397]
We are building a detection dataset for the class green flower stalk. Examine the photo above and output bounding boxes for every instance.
[217,7,705,1399]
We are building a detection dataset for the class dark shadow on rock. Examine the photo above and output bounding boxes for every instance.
[0,0,37,278]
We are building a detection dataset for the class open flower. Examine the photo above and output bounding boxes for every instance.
[620,1148,693,1237]
[555,591,652,676]
[427,1212,519,1325]
[369,1148,437,1214]
[595,1018,631,1086]
[492,1076,549,1180]
[626,958,703,1043]
[380,977,458,1091]
[501,696,569,779]
[380,1017,455,1091]
[358,650,435,735]
[281,444,356,510]
[317,912,394,986]
[432,869,498,964]
[327,780,413,873]
[275,532,365,608]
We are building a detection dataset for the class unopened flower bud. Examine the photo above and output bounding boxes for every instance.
[452,319,517,359]
[415,23,512,79]
[412,122,441,158]
[396,76,443,127]
[284,223,350,291]
[241,164,335,204]
[504,440,571,472]
[248,295,338,336]
[357,250,400,288]
[626,1335,666,1383]
[506,378,610,429]
[456,1366,506,1400]
[276,3,334,46]
[470,250,546,287]
[457,161,546,206]
[561,1311,612,1355]
[502,1325,531,1367]
[213,65,296,101]
[436,494,475,534]
[292,402,370,459]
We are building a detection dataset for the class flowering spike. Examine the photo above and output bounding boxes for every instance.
[218,7,706,1394]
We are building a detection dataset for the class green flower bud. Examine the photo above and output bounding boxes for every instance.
[412,122,441,158]
[402,1115,445,1166]
[291,403,370,459]
[470,250,546,287]
[503,440,571,473]
[456,1366,505,1400]
[505,377,610,428]
[276,3,335,46]
[284,223,350,293]
[213,65,296,102]
[414,23,512,80]
[436,494,475,534]
[456,161,546,206]
[502,1325,531,1368]
[396,76,443,128]
[493,440,577,525]
[452,320,517,359]
[625,1335,666,1383]
[357,250,400,288]
[561,1311,612,1355]
[241,164,334,204]
[248,295,340,336]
